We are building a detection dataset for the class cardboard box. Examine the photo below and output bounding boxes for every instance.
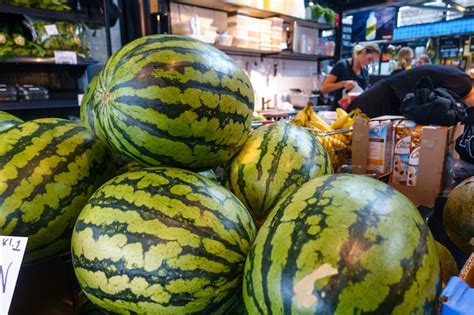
[460,253,474,288]
[407,126,423,187]
[352,117,462,207]
[367,121,394,174]
[392,120,417,184]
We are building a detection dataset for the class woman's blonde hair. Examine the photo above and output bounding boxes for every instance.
[354,42,381,55]
[397,47,414,69]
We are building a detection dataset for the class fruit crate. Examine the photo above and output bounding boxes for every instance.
[309,127,352,172]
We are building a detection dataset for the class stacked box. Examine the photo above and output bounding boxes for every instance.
[392,120,416,184]
[407,126,423,187]
[367,121,394,175]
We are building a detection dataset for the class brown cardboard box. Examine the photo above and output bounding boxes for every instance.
[460,253,474,288]
[352,117,462,207]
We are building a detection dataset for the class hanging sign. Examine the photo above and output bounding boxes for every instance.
[439,37,461,58]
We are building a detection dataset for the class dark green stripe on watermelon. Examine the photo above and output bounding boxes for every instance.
[243,174,440,315]
[72,167,256,314]
[0,118,114,263]
[92,34,254,170]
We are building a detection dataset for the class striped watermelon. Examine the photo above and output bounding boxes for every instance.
[225,123,332,223]
[244,174,440,314]
[443,180,474,253]
[0,110,23,132]
[435,241,458,288]
[80,75,103,138]
[90,34,254,170]
[71,167,256,314]
[0,118,114,263]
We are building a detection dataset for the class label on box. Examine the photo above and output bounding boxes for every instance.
[367,122,393,174]
[44,24,59,36]
[54,51,77,65]
[407,147,421,187]
[0,236,28,315]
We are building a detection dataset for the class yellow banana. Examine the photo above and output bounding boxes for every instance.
[308,109,333,131]
[336,108,347,119]
[331,112,349,129]
[290,109,307,127]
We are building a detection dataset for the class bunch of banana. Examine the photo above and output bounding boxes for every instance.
[291,103,352,168]
[331,107,363,130]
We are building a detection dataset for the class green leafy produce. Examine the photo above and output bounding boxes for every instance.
[6,0,71,11]
[30,21,90,57]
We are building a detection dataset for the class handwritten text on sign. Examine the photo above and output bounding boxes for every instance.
[0,236,28,315]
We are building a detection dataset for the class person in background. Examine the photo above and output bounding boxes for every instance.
[391,47,414,75]
[320,42,380,108]
[348,64,474,118]
[415,54,432,66]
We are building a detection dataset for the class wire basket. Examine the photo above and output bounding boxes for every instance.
[308,127,353,172]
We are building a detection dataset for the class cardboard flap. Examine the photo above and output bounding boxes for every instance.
[352,117,369,174]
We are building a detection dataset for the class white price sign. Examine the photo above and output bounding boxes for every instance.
[54,51,78,65]
[0,236,28,315]
[44,24,59,36]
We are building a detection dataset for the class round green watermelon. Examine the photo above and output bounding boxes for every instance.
[0,118,114,263]
[0,110,23,132]
[80,75,104,139]
[90,34,254,170]
[435,241,458,288]
[244,174,440,314]
[225,123,332,224]
[71,167,257,314]
[443,180,474,252]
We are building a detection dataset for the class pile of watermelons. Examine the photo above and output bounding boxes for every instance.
[1,34,471,314]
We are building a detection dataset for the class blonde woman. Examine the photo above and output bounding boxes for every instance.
[392,47,414,75]
[321,42,380,108]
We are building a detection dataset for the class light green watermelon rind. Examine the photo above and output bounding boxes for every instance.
[0,118,115,263]
[225,123,332,222]
[243,174,440,315]
[71,167,257,314]
[94,35,254,170]
[0,110,23,133]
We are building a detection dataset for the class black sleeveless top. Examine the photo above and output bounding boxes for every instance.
[329,59,369,106]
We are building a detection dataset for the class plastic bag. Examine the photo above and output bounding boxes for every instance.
[440,277,474,315]
[26,18,90,57]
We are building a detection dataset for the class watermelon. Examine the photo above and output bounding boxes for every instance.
[244,174,440,314]
[89,34,254,170]
[435,241,459,288]
[0,118,114,263]
[443,180,474,253]
[0,110,23,132]
[71,167,257,314]
[225,123,332,223]
[80,75,104,139]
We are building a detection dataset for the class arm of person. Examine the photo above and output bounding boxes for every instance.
[320,74,356,93]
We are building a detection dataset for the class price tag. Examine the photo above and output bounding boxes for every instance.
[0,236,28,315]
[77,94,84,106]
[44,24,59,36]
[54,51,78,65]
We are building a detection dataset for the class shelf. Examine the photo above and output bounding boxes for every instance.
[214,45,270,57]
[0,56,96,66]
[172,0,333,30]
[269,51,335,61]
[0,4,86,22]
[214,45,334,61]
[0,99,79,111]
